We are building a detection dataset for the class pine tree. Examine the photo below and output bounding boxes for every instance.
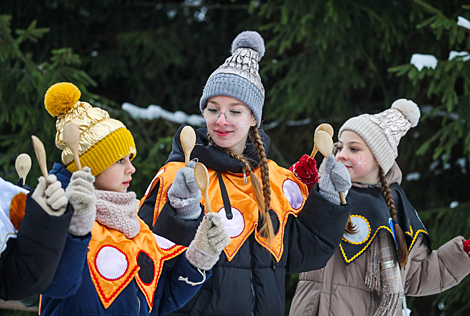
[0,15,96,184]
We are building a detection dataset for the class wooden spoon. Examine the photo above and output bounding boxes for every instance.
[194,162,212,213]
[31,135,49,182]
[311,130,334,158]
[310,123,334,157]
[180,126,196,167]
[316,123,334,137]
[15,153,32,185]
[311,125,347,205]
[63,122,82,171]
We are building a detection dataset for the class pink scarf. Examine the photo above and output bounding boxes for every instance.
[95,190,140,238]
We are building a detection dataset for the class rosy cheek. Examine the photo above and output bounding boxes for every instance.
[352,155,367,169]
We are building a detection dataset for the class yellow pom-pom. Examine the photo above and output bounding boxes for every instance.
[44,82,81,117]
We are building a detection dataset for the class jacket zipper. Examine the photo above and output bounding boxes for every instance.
[249,235,256,315]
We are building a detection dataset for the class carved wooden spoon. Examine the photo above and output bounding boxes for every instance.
[31,135,49,183]
[180,126,196,167]
[310,129,334,158]
[63,122,82,171]
[194,162,212,213]
[15,153,32,186]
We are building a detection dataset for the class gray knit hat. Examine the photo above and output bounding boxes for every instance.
[199,31,265,127]
[339,99,420,174]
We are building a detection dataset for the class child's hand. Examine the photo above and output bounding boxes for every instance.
[65,167,96,236]
[464,238,470,257]
[289,154,318,190]
[185,212,231,270]
[319,155,351,205]
[32,174,68,216]
[168,160,201,219]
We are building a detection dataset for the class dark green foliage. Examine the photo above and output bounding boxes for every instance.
[1,0,469,315]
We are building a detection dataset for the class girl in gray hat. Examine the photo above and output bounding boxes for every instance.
[289,99,470,316]
[138,30,353,316]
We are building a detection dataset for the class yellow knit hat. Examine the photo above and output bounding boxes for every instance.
[44,82,136,177]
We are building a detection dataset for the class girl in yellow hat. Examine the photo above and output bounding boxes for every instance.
[39,82,230,316]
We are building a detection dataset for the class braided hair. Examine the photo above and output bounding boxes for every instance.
[379,168,408,266]
[207,126,275,244]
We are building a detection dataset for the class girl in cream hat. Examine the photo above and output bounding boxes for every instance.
[289,99,470,316]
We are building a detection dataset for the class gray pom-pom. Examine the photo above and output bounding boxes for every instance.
[231,31,265,61]
[391,99,420,127]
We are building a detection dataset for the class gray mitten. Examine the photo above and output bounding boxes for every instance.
[186,213,231,270]
[65,167,96,236]
[32,174,68,216]
[319,154,352,205]
[168,160,201,219]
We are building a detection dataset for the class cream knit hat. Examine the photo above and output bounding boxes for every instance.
[339,99,420,174]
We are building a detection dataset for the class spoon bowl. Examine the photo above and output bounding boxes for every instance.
[15,153,32,185]
[31,135,49,182]
[194,162,212,213]
[180,126,196,167]
[63,122,82,171]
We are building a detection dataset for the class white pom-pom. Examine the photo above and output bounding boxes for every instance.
[231,30,265,61]
[391,99,420,127]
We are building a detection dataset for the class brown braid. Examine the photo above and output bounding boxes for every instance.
[208,132,275,244]
[379,168,408,267]
[249,127,274,244]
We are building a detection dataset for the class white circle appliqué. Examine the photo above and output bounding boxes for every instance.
[96,246,129,280]
[153,234,176,250]
[343,215,370,244]
[283,179,303,209]
[218,207,244,238]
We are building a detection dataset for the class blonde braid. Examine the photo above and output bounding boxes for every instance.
[208,132,274,244]
[379,168,408,267]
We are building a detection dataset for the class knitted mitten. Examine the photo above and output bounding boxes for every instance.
[186,213,231,270]
[289,154,318,189]
[32,174,68,216]
[464,238,470,257]
[168,160,201,219]
[66,167,96,236]
[319,155,351,205]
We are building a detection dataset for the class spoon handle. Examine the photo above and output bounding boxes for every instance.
[31,135,49,182]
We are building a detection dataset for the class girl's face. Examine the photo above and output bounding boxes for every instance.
[94,154,135,193]
[336,130,380,184]
[203,95,257,156]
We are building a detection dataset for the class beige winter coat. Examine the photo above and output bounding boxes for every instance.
[289,234,470,316]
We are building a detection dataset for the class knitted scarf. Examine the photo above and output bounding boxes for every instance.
[365,230,403,316]
[95,190,140,239]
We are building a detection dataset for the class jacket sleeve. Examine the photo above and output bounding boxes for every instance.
[286,183,352,274]
[404,235,470,296]
[139,183,203,247]
[154,253,211,316]
[0,193,73,300]
[41,232,91,299]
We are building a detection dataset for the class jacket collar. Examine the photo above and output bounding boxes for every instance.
[166,124,271,173]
